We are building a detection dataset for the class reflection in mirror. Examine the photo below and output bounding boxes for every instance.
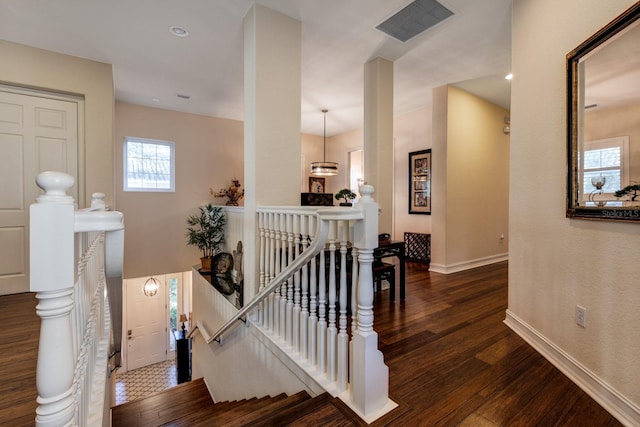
[567,3,640,220]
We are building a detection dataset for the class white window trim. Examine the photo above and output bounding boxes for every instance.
[580,136,629,204]
[123,136,175,192]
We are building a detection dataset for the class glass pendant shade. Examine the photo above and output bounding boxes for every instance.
[311,109,338,176]
[310,161,339,176]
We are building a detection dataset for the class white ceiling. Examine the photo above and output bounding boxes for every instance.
[0,0,512,136]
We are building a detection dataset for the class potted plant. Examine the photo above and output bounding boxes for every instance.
[335,188,357,206]
[186,204,226,270]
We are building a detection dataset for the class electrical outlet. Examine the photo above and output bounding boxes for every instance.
[576,305,586,328]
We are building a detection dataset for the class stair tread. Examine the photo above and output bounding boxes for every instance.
[220,390,312,427]
[242,392,333,427]
[112,378,213,427]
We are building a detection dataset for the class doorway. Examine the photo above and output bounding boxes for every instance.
[123,272,192,372]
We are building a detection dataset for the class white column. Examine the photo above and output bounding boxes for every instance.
[243,4,302,302]
[363,57,394,234]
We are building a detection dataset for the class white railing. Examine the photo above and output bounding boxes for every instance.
[30,172,124,427]
[191,185,394,421]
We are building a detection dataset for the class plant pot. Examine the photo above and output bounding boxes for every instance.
[339,202,353,207]
[200,256,212,271]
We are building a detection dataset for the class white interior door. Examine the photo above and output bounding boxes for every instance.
[125,276,168,371]
[0,87,79,294]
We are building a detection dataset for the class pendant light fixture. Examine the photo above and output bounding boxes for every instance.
[310,109,339,176]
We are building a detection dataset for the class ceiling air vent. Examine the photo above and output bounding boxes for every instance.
[376,0,454,42]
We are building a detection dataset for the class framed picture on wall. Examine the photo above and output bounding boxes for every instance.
[309,176,325,193]
[409,149,431,214]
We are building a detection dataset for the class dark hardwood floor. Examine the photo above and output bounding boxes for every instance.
[1,262,623,426]
[371,261,621,426]
[0,292,39,427]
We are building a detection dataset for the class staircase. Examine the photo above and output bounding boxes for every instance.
[111,379,366,426]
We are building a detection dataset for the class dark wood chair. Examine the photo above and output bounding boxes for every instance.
[372,261,395,301]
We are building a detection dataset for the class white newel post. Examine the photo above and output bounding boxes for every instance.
[30,172,76,427]
[350,185,389,417]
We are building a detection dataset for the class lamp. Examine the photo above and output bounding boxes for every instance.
[310,109,339,176]
[143,277,159,297]
[178,313,188,332]
[589,175,607,207]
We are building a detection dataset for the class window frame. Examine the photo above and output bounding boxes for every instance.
[123,136,175,192]
[580,136,629,201]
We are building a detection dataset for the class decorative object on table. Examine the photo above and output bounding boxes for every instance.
[409,149,432,214]
[233,241,244,309]
[186,203,226,270]
[143,277,160,297]
[178,313,188,332]
[614,184,640,203]
[309,176,325,193]
[588,176,607,207]
[211,178,244,206]
[310,109,339,176]
[211,252,235,295]
[335,188,357,206]
[300,192,333,206]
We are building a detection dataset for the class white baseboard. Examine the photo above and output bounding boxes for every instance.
[504,310,640,427]
[429,253,508,274]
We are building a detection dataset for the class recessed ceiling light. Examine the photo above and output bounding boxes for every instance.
[152,98,161,103]
[169,26,189,38]
[505,73,513,80]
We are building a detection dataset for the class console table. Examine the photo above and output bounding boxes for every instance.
[174,330,191,384]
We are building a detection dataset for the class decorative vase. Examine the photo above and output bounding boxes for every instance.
[200,256,212,271]
[339,202,353,207]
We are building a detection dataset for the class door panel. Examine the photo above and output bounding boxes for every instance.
[125,276,167,371]
[0,89,78,294]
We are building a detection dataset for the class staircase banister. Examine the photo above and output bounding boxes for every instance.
[194,207,363,344]
[74,210,124,233]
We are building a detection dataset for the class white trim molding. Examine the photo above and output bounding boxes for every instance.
[429,253,508,274]
[504,310,640,427]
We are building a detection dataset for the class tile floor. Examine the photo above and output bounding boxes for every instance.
[114,359,177,405]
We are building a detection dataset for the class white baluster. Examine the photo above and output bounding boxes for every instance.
[286,214,294,344]
[317,235,327,373]
[337,220,349,391]
[300,214,310,358]
[327,220,337,381]
[308,215,318,366]
[293,214,301,352]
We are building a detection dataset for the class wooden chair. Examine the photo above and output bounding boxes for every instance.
[372,261,396,301]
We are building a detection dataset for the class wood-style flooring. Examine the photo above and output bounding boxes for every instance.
[1,262,624,426]
[370,261,621,426]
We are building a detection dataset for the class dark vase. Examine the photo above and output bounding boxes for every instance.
[339,202,353,207]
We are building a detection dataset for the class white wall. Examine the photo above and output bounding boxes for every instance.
[509,0,640,422]
[191,271,309,401]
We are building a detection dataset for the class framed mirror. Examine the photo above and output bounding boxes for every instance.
[567,2,640,221]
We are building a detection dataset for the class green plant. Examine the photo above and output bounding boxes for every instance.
[335,188,357,204]
[614,184,640,201]
[186,204,226,258]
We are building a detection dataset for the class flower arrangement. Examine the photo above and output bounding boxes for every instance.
[211,178,245,206]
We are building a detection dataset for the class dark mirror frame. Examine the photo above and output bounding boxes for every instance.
[567,2,640,221]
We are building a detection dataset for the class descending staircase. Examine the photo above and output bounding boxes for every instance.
[112,378,366,426]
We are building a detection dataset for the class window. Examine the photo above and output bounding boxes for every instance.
[124,137,175,191]
[581,136,629,198]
